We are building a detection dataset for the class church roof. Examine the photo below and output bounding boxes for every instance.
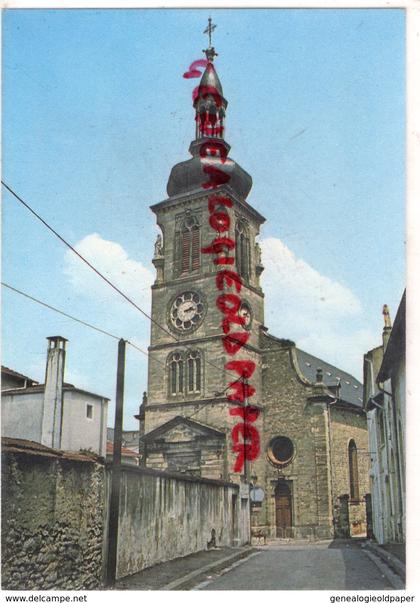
[198,62,224,97]
[295,349,363,408]
[166,154,253,200]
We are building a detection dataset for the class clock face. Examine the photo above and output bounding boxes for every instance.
[169,291,205,333]
[238,302,252,329]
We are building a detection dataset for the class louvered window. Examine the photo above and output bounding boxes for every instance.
[181,230,191,273]
[175,216,200,276]
[191,228,200,270]
[235,220,250,280]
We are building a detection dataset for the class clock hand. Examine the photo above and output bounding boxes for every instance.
[185,305,195,312]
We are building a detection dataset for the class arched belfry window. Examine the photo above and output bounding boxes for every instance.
[169,352,184,396]
[348,439,360,501]
[175,215,200,276]
[168,350,202,396]
[187,351,201,394]
[235,220,250,280]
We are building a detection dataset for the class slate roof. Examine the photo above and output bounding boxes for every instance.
[1,437,102,463]
[295,348,364,408]
[1,366,39,385]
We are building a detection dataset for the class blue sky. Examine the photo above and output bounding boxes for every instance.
[2,8,405,429]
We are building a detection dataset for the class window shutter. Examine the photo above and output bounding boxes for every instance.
[191,228,200,270]
[181,231,191,273]
[245,236,250,280]
[235,230,241,276]
[174,231,181,276]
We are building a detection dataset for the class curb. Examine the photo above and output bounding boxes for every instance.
[161,546,256,590]
[361,541,405,581]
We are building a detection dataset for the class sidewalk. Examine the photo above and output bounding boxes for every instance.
[360,541,405,582]
[116,546,256,590]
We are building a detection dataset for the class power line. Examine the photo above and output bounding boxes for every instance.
[2,180,244,380]
[1,281,165,366]
[2,282,120,340]
[1,180,175,340]
[3,281,241,414]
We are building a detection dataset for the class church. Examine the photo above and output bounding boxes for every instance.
[138,30,370,540]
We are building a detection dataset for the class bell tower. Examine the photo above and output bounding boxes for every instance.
[144,27,266,479]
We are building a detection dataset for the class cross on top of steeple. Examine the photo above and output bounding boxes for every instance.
[203,17,218,62]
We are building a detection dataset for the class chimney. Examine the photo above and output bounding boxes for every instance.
[382,305,392,351]
[41,336,67,449]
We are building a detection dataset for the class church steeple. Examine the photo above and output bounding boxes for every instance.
[193,19,227,142]
[166,21,252,201]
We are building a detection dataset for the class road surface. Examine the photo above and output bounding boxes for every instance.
[194,541,397,590]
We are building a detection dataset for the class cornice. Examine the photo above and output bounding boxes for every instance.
[150,185,266,225]
[152,272,265,298]
[145,397,263,411]
[148,333,263,355]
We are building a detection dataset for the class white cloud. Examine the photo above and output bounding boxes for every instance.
[261,237,361,317]
[64,233,153,311]
[260,237,375,379]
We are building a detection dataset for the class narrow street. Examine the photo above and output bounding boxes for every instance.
[193,541,398,590]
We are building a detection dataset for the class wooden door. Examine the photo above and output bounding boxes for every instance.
[275,482,292,537]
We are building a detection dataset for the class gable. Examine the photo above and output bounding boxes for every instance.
[141,416,225,444]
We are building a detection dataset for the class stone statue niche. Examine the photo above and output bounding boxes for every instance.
[154,233,163,258]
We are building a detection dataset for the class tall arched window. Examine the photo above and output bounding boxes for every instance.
[348,439,360,500]
[175,215,200,276]
[235,220,250,280]
[168,350,202,396]
[169,353,184,396]
[187,351,201,394]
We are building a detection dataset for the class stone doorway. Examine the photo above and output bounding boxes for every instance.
[275,481,292,537]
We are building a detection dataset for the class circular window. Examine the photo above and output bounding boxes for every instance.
[267,436,294,467]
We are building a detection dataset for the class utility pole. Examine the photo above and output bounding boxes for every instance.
[106,338,126,587]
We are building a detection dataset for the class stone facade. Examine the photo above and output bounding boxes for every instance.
[1,438,106,590]
[141,49,370,540]
[252,332,369,539]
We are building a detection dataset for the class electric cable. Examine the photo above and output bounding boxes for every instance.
[2,180,243,381]
[1,281,166,366]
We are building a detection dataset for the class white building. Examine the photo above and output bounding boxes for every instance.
[363,292,405,544]
[1,336,109,456]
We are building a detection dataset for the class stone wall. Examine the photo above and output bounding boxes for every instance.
[1,438,105,590]
[106,464,249,580]
[2,438,249,589]
[330,406,370,536]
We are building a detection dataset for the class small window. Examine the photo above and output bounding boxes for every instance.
[348,439,359,500]
[86,404,93,419]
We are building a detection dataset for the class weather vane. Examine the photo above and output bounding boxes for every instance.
[203,17,218,62]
